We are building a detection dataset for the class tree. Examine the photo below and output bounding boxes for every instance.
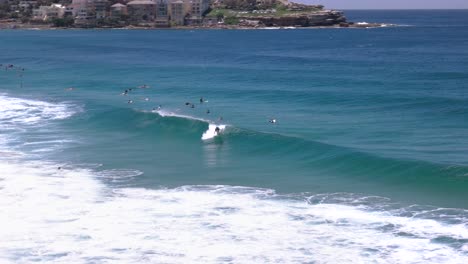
[52,17,74,27]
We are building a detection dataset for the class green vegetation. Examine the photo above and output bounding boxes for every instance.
[223,0,258,11]
[206,2,325,21]
[224,16,240,25]
[206,8,235,18]
[274,3,289,16]
[52,17,74,27]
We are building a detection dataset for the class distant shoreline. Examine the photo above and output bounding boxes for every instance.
[0,22,393,31]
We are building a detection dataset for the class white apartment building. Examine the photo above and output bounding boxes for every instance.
[32,4,65,21]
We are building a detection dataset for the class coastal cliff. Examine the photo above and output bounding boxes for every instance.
[237,10,347,27]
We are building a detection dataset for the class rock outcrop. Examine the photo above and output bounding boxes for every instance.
[238,10,346,27]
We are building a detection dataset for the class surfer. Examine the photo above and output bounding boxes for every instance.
[206,109,210,114]
[128,100,133,104]
[200,97,204,103]
[215,126,220,134]
[190,104,195,108]
[157,105,162,110]
[185,102,191,106]
[269,118,277,124]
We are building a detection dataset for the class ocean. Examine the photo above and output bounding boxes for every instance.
[1,10,467,263]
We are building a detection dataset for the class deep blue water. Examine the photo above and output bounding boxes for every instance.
[1,10,467,263]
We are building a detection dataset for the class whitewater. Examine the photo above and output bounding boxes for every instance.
[1,10,468,263]
[0,93,467,263]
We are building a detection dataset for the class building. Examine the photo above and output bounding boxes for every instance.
[169,0,184,25]
[184,0,209,25]
[93,0,109,19]
[127,0,156,24]
[69,0,95,26]
[69,0,90,17]
[155,0,169,27]
[18,1,37,10]
[32,4,65,21]
[64,6,74,17]
[110,3,127,19]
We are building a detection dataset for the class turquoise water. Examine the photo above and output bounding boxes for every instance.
[1,10,468,263]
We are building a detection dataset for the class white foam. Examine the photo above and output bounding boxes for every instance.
[0,94,77,127]
[0,94,79,156]
[0,94,467,263]
[202,124,226,140]
[148,109,228,140]
[95,169,143,183]
[153,109,211,123]
[0,159,467,263]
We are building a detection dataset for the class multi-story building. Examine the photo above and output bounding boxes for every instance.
[185,0,209,25]
[69,0,89,17]
[110,3,128,19]
[127,0,156,24]
[18,1,37,10]
[155,0,169,27]
[169,0,184,25]
[64,5,74,17]
[93,0,108,19]
[69,0,95,26]
[32,4,65,21]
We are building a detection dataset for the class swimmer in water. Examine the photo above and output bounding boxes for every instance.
[206,109,210,114]
[190,104,195,108]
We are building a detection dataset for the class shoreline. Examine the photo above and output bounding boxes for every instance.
[0,22,395,30]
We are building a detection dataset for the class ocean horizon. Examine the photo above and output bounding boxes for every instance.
[1,9,467,263]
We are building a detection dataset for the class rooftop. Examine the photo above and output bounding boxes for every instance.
[111,3,126,7]
[127,0,156,5]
